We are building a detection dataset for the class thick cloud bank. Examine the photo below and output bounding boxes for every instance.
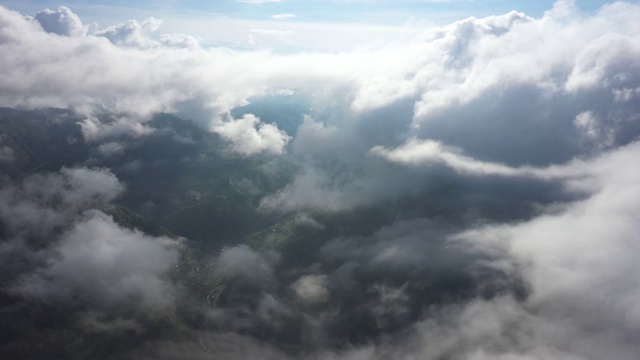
[1,1,640,359]
[2,2,640,162]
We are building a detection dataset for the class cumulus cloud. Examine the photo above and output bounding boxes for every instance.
[2,2,639,149]
[0,168,178,323]
[0,167,124,236]
[78,113,155,143]
[95,17,163,48]
[0,5,300,153]
[158,32,200,49]
[34,6,87,37]
[26,167,124,206]
[258,2,640,211]
[0,166,182,358]
[15,210,179,310]
[291,274,329,304]
[214,114,292,155]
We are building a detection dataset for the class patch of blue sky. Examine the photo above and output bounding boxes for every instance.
[0,0,633,51]
[0,1,624,24]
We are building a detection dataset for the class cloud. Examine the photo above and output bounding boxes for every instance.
[95,141,126,158]
[34,6,87,37]
[3,2,637,148]
[455,141,640,309]
[259,2,640,211]
[216,245,279,287]
[95,17,163,48]
[0,5,300,153]
[0,168,179,349]
[15,210,180,310]
[214,114,292,155]
[0,166,182,358]
[0,145,14,162]
[158,32,200,49]
[260,167,357,212]
[3,2,640,357]
[272,14,296,20]
[0,167,124,237]
[78,112,156,143]
[291,275,329,304]
[300,141,640,355]
[409,139,640,359]
[372,138,527,177]
[24,0,640,216]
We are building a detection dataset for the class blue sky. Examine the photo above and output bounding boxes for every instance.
[0,0,618,23]
[0,0,630,50]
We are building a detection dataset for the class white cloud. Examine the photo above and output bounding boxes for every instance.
[78,113,155,143]
[34,6,87,37]
[214,114,292,155]
[158,32,200,48]
[0,167,124,236]
[16,210,179,310]
[272,14,296,20]
[0,167,180,314]
[371,138,525,177]
[261,2,640,210]
[437,140,640,359]
[1,2,640,189]
[95,17,163,48]
[291,275,329,304]
[573,110,614,148]
[259,167,361,212]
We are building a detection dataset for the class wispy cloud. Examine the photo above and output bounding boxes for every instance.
[272,13,296,20]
